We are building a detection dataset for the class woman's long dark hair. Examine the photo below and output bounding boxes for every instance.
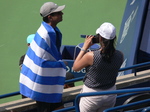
[100,36,116,63]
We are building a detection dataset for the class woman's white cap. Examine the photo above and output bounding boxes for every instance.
[96,22,116,40]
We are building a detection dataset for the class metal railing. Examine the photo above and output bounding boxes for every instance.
[104,98,150,112]
[1,61,150,112]
[142,106,150,112]
[74,87,150,112]
[1,61,150,99]
[52,87,150,112]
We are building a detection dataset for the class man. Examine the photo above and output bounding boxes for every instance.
[19,2,66,112]
[19,34,35,70]
[19,34,35,99]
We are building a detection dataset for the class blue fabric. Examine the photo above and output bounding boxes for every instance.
[19,21,66,103]
[20,84,62,103]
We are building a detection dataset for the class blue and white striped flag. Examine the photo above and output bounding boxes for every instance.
[19,22,66,103]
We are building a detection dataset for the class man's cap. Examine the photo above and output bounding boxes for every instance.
[27,34,35,44]
[96,22,116,40]
[40,2,65,17]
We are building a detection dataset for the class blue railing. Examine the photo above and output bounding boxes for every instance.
[1,61,150,112]
[0,91,20,99]
[142,106,150,112]
[0,61,150,99]
[66,61,150,84]
[52,87,150,112]
[104,98,150,112]
[75,87,150,112]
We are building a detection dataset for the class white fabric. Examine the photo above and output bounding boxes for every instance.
[20,73,64,93]
[79,85,116,112]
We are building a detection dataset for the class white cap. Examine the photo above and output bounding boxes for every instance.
[40,2,65,17]
[96,22,116,40]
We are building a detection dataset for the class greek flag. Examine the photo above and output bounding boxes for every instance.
[19,22,66,103]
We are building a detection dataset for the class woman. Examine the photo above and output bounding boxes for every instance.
[73,22,124,112]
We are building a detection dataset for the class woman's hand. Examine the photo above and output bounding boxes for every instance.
[82,35,94,50]
[73,35,94,71]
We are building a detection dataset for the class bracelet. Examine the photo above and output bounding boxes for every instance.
[81,48,87,52]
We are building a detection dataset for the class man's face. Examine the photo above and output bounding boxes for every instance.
[50,11,64,23]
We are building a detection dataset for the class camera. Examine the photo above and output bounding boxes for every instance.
[80,35,99,43]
